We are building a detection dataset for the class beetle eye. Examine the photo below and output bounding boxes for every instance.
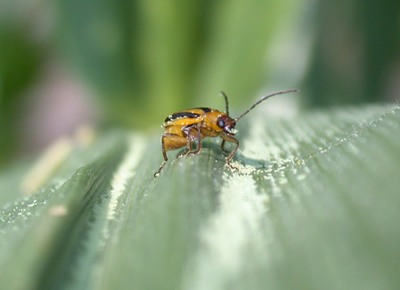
[217,118,225,128]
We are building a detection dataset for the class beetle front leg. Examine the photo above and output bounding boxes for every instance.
[220,135,239,171]
[220,140,230,153]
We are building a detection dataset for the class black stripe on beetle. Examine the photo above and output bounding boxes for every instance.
[194,107,212,113]
[165,112,200,122]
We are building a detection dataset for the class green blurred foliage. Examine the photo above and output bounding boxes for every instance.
[304,0,400,106]
[1,0,400,166]
[55,0,295,127]
[0,24,45,164]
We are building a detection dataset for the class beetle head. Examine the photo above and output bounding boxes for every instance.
[217,115,238,136]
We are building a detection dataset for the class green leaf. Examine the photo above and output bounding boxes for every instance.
[0,104,399,289]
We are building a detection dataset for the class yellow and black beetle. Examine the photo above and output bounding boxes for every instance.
[154,89,299,177]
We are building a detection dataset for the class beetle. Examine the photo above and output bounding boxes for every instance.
[154,89,299,177]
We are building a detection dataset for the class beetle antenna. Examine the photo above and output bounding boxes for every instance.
[220,91,229,116]
[234,89,299,122]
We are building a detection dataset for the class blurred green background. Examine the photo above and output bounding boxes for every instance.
[1,0,400,167]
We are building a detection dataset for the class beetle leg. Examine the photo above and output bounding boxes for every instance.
[220,135,239,171]
[188,122,203,155]
[154,134,168,177]
[176,138,191,158]
[220,139,230,153]
[177,125,196,158]
[176,149,188,158]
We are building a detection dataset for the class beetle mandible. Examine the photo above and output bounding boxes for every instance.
[154,89,299,177]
